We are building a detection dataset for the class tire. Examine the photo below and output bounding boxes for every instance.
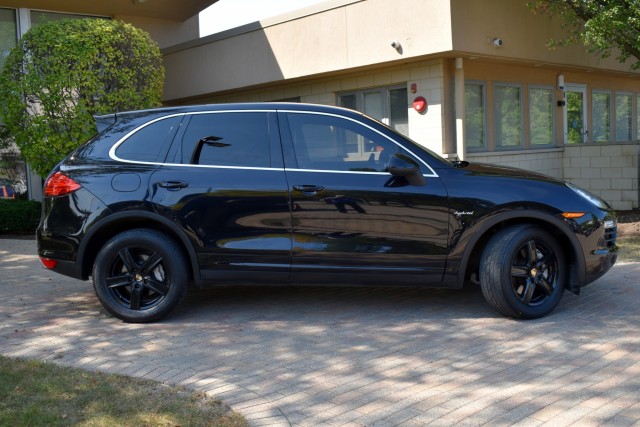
[92,229,188,323]
[479,225,566,319]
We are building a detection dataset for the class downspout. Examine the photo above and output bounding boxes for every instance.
[16,8,42,201]
[454,57,466,161]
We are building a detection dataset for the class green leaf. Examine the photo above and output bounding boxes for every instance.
[0,19,164,177]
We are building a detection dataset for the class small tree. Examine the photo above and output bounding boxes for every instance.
[528,1,640,69]
[0,19,164,176]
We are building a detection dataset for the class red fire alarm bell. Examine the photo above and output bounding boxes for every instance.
[413,96,427,113]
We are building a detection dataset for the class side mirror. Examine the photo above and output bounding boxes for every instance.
[387,153,425,186]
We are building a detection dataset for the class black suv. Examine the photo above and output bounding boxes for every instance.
[37,103,618,322]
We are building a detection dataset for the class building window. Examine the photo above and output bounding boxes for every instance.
[464,82,486,149]
[615,93,632,142]
[30,10,105,27]
[494,83,522,148]
[592,91,611,142]
[529,86,554,146]
[339,85,408,136]
[0,8,17,73]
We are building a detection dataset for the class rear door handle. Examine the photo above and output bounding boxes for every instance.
[158,181,189,189]
[293,185,324,195]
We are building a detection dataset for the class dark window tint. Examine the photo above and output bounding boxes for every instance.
[286,113,400,172]
[181,112,270,167]
[115,116,182,162]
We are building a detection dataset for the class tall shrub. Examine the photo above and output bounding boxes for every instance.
[0,19,164,177]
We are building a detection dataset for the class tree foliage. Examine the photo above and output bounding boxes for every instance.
[0,19,164,176]
[528,0,640,69]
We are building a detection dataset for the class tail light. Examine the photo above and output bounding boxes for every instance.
[44,172,81,197]
[39,257,58,269]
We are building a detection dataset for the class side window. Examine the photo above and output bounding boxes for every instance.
[286,113,400,172]
[115,116,182,163]
[181,112,270,167]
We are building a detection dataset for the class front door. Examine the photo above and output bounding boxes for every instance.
[278,110,450,285]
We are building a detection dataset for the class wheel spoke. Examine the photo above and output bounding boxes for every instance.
[536,252,556,271]
[538,276,554,296]
[144,278,170,296]
[511,265,529,277]
[525,240,538,266]
[140,251,163,276]
[129,285,143,310]
[520,279,536,305]
[106,274,132,289]
[118,248,139,273]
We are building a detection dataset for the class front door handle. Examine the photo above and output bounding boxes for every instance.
[158,181,189,189]
[293,185,324,195]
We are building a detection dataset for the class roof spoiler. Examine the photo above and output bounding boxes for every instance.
[94,113,117,133]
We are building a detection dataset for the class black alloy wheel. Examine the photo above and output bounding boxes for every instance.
[480,225,566,319]
[93,229,188,323]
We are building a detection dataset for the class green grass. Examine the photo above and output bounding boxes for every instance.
[0,355,247,427]
[617,234,640,263]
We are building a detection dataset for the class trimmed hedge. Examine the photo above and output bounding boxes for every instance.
[0,199,41,234]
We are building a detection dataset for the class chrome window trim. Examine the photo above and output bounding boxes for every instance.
[284,168,435,178]
[108,109,439,178]
[281,110,439,177]
[109,110,277,166]
[109,112,186,165]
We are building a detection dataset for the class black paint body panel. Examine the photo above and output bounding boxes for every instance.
[37,103,617,294]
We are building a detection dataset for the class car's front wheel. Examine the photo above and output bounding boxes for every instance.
[92,229,188,323]
[480,225,566,319]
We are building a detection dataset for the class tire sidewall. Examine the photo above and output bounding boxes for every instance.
[92,229,187,323]
[496,226,566,319]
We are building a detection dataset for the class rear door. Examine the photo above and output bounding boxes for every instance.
[150,110,291,283]
[279,110,450,285]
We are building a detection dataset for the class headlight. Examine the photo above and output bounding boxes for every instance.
[565,182,610,210]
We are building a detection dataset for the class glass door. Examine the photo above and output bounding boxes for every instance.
[564,85,588,144]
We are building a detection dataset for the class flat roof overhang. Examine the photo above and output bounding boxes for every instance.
[0,0,217,21]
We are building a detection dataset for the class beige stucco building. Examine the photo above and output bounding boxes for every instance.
[1,0,639,209]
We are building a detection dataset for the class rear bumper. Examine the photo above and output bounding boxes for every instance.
[37,228,85,280]
[38,256,82,280]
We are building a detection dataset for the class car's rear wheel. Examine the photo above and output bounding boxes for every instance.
[92,229,188,323]
[480,225,566,319]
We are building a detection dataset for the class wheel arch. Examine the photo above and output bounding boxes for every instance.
[76,211,200,283]
[456,210,585,293]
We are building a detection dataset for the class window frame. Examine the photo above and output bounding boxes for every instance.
[0,7,18,73]
[114,115,183,163]
[614,92,633,142]
[464,81,488,152]
[591,89,612,143]
[338,84,409,136]
[637,94,640,143]
[178,111,272,168]
[493,82,524,149]
[28,9,108,28]
[528,85,555,147]
[280,110,438,177]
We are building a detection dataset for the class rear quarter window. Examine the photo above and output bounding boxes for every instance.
[115,115,182,163]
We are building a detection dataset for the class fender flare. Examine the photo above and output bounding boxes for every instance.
[76,210,201,282]
[454,210,586,288]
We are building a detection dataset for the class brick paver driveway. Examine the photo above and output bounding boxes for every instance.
[1,238,639,426]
